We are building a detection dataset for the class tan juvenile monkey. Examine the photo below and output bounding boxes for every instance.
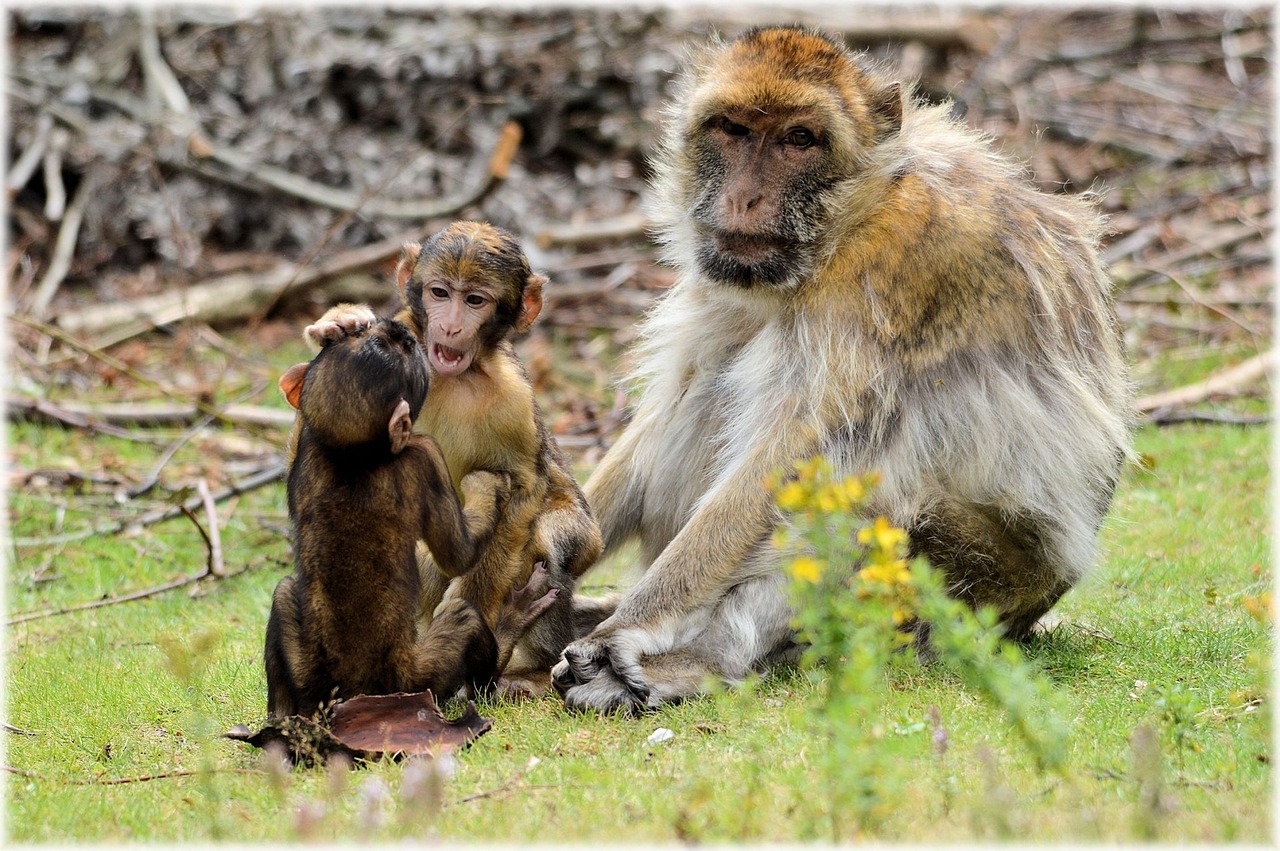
[552,25,1133,713]
[265,316,558,719]
[306,222,603,694]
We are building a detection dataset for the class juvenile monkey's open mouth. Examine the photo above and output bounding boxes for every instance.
[429,343,473,376]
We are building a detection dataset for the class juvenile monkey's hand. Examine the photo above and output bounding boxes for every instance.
[495,562,560,639]
[303,303,376,351]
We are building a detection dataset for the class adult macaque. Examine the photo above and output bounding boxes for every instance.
[265,316,557,719]
[552,26,1133,713]
[306,222,603,694]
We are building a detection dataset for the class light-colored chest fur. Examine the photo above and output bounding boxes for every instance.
[629,287,826,555]
[416,356,539,494]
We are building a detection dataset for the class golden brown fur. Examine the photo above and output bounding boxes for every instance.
[306,222,603,695]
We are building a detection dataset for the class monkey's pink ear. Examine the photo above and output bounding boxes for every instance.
[280,363,310,409]
[515,273,547,333]
[394,242,423,296]
[389,399,414,454]
[871,81,903,137]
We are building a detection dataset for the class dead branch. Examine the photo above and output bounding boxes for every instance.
[6,111,53,196]
[8,397,294,430]
[26,168,100,319]
[535,212,650,249]
[184,121,521,221]
[3,764,261,785]
[6,563,234,625]
[40,126,68,220]
[50,228,423,343]
[1146,410,1270,426]
[13,460,285,549]
[1137,350,1274,414]
[11,315,285,435]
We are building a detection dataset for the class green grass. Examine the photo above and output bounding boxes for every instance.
[6,406,1271,841]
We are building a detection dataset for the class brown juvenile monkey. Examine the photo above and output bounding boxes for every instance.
[552,25,1133,713]
[305,222,603,695]
[265,316,558,719]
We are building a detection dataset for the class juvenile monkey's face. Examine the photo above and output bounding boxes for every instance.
[419,275,500,377]
[301,318,429,447]
[403,222,544,377]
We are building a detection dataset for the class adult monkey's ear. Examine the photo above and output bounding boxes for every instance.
[869,80,903,139]
[515,273,546,333]
[394,242,423,298]
[279,363,310,409]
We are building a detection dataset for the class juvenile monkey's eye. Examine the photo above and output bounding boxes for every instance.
[465,293,488,308]
[718,117,750,138]
[782,127,817,148]
[428,286,449,300]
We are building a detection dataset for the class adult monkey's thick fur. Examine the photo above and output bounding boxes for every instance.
[553,26,1133,713]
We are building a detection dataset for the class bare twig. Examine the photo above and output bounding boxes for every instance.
[196,479,225,577]
[8,567,220,625]
[6,111,53,195]
[3,764,261,785]
[27,167,98,318]
[40,126,68,220]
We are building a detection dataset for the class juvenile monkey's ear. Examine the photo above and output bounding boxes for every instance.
[394,242,423,296]
[388,399,414,454]
[870,81,903,138]
[279,363,310,410]
[515,273,546,333]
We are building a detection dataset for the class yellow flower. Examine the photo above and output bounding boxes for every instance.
[794,456,830,484]
[839,476,866,504]
[1242,592,1272,622]
[775,481,810,511]
[789,555,825,583]
[858,516,908,555]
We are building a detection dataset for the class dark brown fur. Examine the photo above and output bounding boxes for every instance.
[265,317,555,719]
[305,223,603,696]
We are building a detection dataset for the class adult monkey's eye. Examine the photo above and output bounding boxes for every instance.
[782,127,816,148]
[719,116,750,137]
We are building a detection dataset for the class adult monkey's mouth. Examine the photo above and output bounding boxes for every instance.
[712,230,795,264]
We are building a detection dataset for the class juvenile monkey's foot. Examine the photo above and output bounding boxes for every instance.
[495,562,559,641]
[304,304,376,350]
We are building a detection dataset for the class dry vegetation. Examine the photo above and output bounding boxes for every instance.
[6,5,1272,624]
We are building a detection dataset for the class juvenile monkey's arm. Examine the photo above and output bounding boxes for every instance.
[414,441,509,578]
